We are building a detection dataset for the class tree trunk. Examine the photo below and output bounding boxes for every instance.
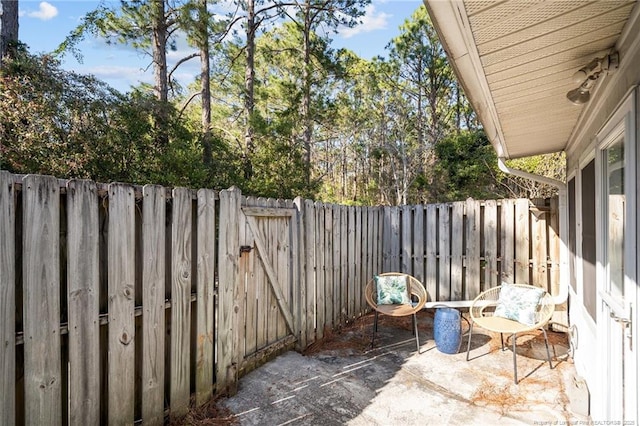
[301,0,313,186]
[243,0,256,180]
[0,0,19,67]
[151,0,169,146]
[199,0,213,167]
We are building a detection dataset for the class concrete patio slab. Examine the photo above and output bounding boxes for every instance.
[221,311,586,425]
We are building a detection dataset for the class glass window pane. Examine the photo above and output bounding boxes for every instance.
[605,139,624,301]
[581,160,597,320]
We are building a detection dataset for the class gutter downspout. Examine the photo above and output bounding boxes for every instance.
[498,157,569,306]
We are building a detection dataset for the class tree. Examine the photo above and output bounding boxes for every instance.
[178,0,216,167]
[228,0,285,180]
[57,0,190,147]
[502,153,565,198]
[387,5,456,149]
[0,49,207,186]
[243,0,257,179]
[431,130,505,202]
[280,0,369,185]
[0,0,19,67]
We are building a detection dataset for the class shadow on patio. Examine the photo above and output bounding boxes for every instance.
[208,311,585,425]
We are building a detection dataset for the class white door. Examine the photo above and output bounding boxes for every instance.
[596,90,637,423]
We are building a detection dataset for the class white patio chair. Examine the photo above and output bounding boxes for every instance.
[364,273,428,352]
[465,283,555,384]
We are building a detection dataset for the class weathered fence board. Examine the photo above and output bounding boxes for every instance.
[550,197,561,296]
[242,196,258,356]
[0,172,15,426]
[195,188,216,405]
[384,207,400,272]
[532,206,548,288]
[362,206,372,293]
[550,197,565,326]
[325,205,335,328]
[348,207,356,319]
[484,200,498,289]
[402,205,412,274]
[170,188,193,418]
[340,206,348,321]
[516,199,530,283]
[501,199,516,284]
[23,175,62,425]
[465,199,481,299]
[254,198,269,352]
[413,206,425,286]
[355,206,363,317]
[107,183,135,425]
[278,200,289,339]
[315,201,326,339]
[141,185,166,424]
[451,202,464,300]
[289,199,301,350]
[368,207,378,289]
[217,188,241,395]
[425,204,438,300]
[67,180,100,426]
[266,200,279,343]
[438,204,451,301]
[332,204,341,325]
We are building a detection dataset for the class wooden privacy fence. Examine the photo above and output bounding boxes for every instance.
[0,171,560,425]
[295,196,561,348]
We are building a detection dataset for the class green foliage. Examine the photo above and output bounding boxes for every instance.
[503,152,565,198]
[245,136,316,199]
[430,130,505,202]
[0,49,211,187]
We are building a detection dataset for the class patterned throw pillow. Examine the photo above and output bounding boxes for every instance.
[375,275,411,305]
[493,283,545,326]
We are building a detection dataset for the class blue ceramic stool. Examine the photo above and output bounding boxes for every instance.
[434,307,461,354]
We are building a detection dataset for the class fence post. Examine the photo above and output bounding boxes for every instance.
[293,197,306,350]
[23,175,62,426]
[195,189,216,405]
[169,188,193,418]
[107,183,136,425]
[141,185,166,424]
[217,187,242,396]
[67,179,100,426]
[0,171,16,426]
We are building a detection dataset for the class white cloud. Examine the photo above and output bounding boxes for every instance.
[80,64,153,90]
[338,5,390,39]
[26,2,58,21]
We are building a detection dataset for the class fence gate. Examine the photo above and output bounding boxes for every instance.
[217,189,300,394]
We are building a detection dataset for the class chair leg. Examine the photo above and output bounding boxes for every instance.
[512,333,518,384]
[466,321,474,361]
[412,313,420,352]
[541,327,553,369]
[371,311,379,348]
[500,333,505,351]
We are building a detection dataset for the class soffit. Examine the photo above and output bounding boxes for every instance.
[427,0,637,159]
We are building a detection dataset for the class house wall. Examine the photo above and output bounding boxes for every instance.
[564,6,640,421]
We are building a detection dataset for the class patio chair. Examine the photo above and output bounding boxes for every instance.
[364,273,428,352]
[465,283,555,384]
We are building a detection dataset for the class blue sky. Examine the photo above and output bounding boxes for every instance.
[18,0,422,93]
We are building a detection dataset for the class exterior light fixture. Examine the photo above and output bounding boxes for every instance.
[567,76,597,105]
[566,52,619,105]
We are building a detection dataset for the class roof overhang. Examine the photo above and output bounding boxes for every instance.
[424,0,638,160]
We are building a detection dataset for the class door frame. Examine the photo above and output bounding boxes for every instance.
[595,88,638,423]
